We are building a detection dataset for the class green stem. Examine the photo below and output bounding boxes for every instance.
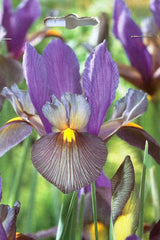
[25,167,38,233]
[56,191,78,240]
[91,182,98,240]
[8,137,30,206]
[76,194,84,240]
[109,214,116,240]
[150,166,160,221]
[137,141,148,238]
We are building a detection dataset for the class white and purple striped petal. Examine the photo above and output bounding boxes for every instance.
[83,40,119,135]
[31,131,107,193]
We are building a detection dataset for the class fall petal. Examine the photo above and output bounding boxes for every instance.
[43,39,82,99]
[83,40,119,135]
[31,132,107,193]
[0,119,32,157]
[113,0,152,83]
[117,126,160,164]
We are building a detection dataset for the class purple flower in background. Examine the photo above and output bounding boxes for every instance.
[1,0,41,59]
[23,39,119,193]
[112,0,160,95]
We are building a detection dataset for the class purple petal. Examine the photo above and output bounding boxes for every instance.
[150,0,160,29]
[2,0,41,59]
[0,176,2,202]
[23,42,52,133]
[0,119,32,157]
[83,186,112,226]
[42,39,82,98]
[117,125,160,164]
[1,85,36,117]
[0,222,7,240]
[0,201,20,239]
[112,89,148,122]
[125,235,141,240]
[79,171,111,195]
[113,0,152,83]
[99,89,148,141]
[31,131,107,193]
[83,40,119,135]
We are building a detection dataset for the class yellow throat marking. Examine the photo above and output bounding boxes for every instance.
[63,128,76,142]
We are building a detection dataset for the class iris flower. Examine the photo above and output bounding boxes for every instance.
[1,0,41,59]
[0,39,160,193]
[113,0,160,96]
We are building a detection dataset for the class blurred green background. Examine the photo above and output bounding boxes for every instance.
[0,0,157,239]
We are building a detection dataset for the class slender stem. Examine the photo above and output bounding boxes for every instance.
[76,194,84,240]
[91,182,98,240]
[56,191,78,240]
[8,137,30,206]
[137,141,148,238]
[150,166,160,221]
[109,214,116,240]
[25,167,38,233]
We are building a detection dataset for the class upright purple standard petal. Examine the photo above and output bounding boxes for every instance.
[43,39,82,99]
[23,40,82,133]
[83,40,119,135]
[150,0,160,29]
[0,222,7,240]
[2,0,41,59]
[113,0,152,83]
[23,43,52,133]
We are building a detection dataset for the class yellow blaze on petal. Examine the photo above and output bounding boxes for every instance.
[6,117,24,124]
[63,128,76,142]
[122,122,143,129]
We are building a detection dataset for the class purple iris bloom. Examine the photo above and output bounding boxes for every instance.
[23,39,119,193]
[1,0,41,59]
[112,0,160,95]
[0,39,159,193]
